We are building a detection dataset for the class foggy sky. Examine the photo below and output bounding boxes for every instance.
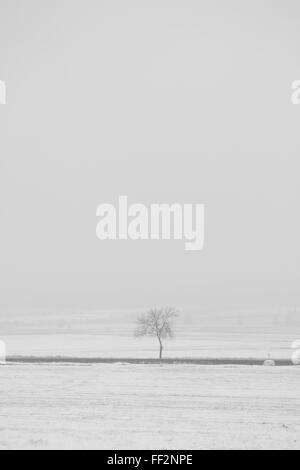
[0,0,299,312]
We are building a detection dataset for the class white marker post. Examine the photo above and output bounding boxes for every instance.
[0,340,6,364]
[291,340,300,365]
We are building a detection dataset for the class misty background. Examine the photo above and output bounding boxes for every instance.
[0,0,300,318]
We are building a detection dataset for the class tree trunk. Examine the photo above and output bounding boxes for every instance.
[159,339,163,360]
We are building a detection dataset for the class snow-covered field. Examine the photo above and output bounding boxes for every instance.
[2,331,297,360]
[0,363,299,450]
[1,309,299,449]
[1,308,299,360]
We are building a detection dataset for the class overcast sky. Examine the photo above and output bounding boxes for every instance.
[0,0,299,312]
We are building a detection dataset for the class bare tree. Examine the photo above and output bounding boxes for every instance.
[135,307,178,359]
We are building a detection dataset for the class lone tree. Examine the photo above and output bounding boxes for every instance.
[135,307,178,360]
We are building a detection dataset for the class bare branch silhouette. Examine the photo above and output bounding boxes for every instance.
[135,307,178,359]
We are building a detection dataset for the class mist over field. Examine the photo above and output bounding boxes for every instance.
[1,308,299,360]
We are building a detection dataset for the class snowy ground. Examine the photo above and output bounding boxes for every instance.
[1,308,299,360]
[2,331,297,361]
[0,363,299,450]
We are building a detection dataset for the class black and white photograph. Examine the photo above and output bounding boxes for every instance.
[0,0,300,453]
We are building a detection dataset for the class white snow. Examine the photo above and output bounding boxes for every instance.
[1,308,299,360]
[0,363,299,450]
[1,332,297,360]
[0,341,6,363]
